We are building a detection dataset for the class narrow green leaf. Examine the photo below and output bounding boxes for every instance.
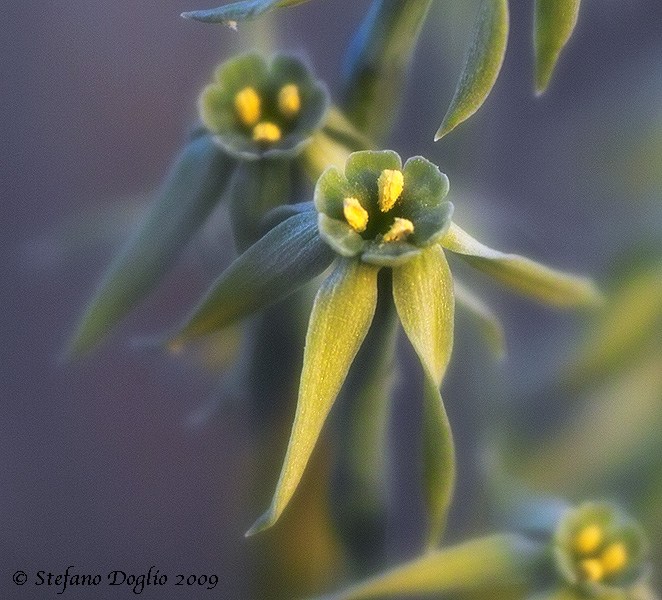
[247,259,380,536]
[435,0,509,140]
[441,223,602,307]
[67,136,233,358]
[392,244,455,547]
[318,534,545,600]
[454,279,506,358]
[168,211,334,347]
[342,0,434,143]
[181,0,310,25]
[534,0,581,95]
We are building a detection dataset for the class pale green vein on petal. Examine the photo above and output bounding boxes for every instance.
[534,0,581,95]
[454,279,506,359]
[317,534,545,600]
[247,259,380,536]
[392,245,455,547]
[441,222,602,308]
[435,0,509,140]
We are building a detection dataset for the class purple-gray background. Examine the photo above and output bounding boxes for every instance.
[3,1,662,598]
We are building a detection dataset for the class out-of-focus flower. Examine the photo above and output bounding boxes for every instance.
[200,53,329,160]
[554,502,649,597]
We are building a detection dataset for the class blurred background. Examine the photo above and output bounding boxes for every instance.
[3,0,661,598]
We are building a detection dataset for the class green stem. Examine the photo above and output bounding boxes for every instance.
[331,269,398,576]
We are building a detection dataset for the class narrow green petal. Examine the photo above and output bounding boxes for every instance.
[181,0,304,25]
[393,245,454,387]
[317,534,545,600]
[435,0,509,140]
[392,245,455,547]
[67,136,233,358]
[454,279,506,359]
[534,0,581,95]
[247,259,380,536]
[341,0,434,143]
[168,212,334,347]
[441,222,602,307]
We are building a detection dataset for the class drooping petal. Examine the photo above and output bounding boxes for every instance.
[435,0,509,140]
[168,211,334,347]
[441,222,602,307]
[247,259,380,535]
[316,534,545,600]
[67,135,234,358]
[454,279,505,358]
[392,244,455,547]
[534,0,582,95]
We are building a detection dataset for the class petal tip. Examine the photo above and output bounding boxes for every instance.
[245,510,276,537]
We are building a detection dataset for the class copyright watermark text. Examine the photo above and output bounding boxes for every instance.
[11,566,219,595]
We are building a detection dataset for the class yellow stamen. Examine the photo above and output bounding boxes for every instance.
[382,217,414,243]
[377,169,404,212]
[234,87,261,127]
[601,542,628,575]
[253,122,282,143]
[343,197,369,233]
[579,559,604,583]
[575,525,603,555]
[278,84,301,119]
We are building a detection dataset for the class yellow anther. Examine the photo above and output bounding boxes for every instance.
[579,559,604,583]
[601,542,628,575]
[252,122,282,143]
[377,169,404,212]
[382,217,414,243]
[234,87,261,127]
[343,197,369,233]
[278,84,301,119]
[575,525,604,555]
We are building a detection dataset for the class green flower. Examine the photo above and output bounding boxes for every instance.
[554,502,649,596]
[199,53,329,160]
[315,150,453,266]
[165,150,601,543]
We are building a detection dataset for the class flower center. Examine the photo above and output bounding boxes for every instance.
[278,84,301,119]
[342,169,415,243]
[572,526,628,583]
[235,87,261,127]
